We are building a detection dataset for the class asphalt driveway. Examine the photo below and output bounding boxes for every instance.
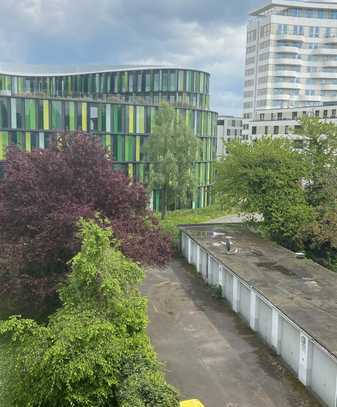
[142,258,320,407]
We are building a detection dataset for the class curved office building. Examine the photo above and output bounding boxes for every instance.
[0,65,217,209]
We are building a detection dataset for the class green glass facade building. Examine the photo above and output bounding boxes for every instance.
[0,65,217,209]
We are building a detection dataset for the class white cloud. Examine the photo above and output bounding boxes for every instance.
[128,22,246,114]
[0,0,248,115]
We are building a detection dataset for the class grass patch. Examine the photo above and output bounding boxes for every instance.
[159,206,229,242]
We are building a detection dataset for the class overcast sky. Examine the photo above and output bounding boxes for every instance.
[0,1,276,115]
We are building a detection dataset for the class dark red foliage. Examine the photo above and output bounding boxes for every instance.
[112,214,172,266]
[0,134,172,319]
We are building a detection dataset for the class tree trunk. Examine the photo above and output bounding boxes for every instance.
[161,187,167,220]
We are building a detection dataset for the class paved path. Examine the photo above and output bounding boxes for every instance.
[143,258,320,407]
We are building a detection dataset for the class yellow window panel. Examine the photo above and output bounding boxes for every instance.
[43,100,49,130]
[128,163,133,178]
[0,132,8,160]
[26,132,31,152]
[82,103,87,131]
[136,136,140,161]
[128,105,134,133]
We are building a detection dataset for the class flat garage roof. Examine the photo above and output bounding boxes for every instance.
[180,223,337,359]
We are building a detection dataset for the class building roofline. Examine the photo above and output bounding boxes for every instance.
[0,64,210,77]
[250,0,337,17]
[218,114,243,119]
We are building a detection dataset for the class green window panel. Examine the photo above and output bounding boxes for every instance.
[0,98,9,128]
[200,187,204,208]
[136,72,142,92]
[25,99,37,130]
[138,163,144,183]
[169,70,177,92]
[116,135,124,161]
[155,191,160,213]
[11,98,25,129]
[67,77,72,94]
[125,135,134,161]
[118,73,123,93]
[195,71,200,93]
[122,72,127,93]
[154,71,160,91]
[199,163,203,185]
[162,71,168,91]
[200,73,204,94]
[51,100,63,130]
[111,105,121,133]
[11,131,23,149]
[17,77,24,93]
[178,71,184,92]
[0,131,8,160]
[30,132,38,150]
[145,72,151,92]
[207,112,212,136]
[150,107,156,133]
[186,71,191,92]
[69,102,76,131]
[145,106,151,133]
[136,106,145,134]
[76,103,82,130]
[187,109,193,127]
[5,76,11,92]
[105,134,112,152]
[128,72,134,92]
[99,104,105,131]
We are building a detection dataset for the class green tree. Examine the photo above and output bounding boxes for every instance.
[296,116,337,205]
[0,218,179,406]
[295,117,337,267]
[215,138,313,249]
[144,103,198,218]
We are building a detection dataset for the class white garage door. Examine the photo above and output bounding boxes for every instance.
[224,271,233,306]
[279,317,300,375]
[181,233,188,259]
[199,248,207,279]
[310,344,337,407]
[209,257,219,286]
[190,240,198,267]
[239,283,251,324]
[256,298,272,345]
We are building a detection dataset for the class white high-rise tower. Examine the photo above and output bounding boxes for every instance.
[243,0,337,139]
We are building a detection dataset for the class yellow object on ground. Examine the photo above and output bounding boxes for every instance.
[180,400,205,407]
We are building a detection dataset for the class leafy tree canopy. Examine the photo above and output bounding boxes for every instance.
[215,137,313,248]
[0,219,179,407]
[0,134,172,319]
[144,103,198,218]
[216,118,337,269]
[295,117,337,266]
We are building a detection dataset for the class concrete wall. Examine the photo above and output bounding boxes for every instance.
[181,232,337,407]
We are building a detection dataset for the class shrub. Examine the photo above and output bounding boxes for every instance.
[0,219,179,406]
[0,134,172,318]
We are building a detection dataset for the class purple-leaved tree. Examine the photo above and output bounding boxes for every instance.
[0,134,172,319]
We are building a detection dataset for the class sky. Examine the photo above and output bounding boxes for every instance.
[0,0,272,115]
